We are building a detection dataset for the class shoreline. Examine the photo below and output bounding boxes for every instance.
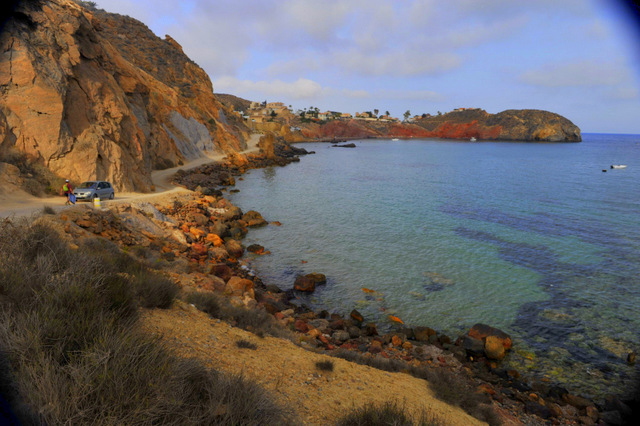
[3,144,635,423]
[168,148,637,423]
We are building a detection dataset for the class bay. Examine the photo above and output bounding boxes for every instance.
[229,134,640,400]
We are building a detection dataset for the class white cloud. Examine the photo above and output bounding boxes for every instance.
[213,77,325,99]
[520,61,631,88]
[336,50,462,77]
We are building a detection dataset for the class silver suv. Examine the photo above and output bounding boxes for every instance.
[74,181,115,201]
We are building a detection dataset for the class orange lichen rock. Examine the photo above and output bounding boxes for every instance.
[388,315,404,325]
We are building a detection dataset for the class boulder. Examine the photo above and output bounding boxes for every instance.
[208,246,229,261]
[246,244,265,254]
[484,335,506,360]
[460,335,485,356]
[414,326,437,342]
[209,263,232,282]
[350,309,364,323]
[305,273,327,285]
[347,326,361,339]
[209,221,228,238]
[294,275,315,292]
[205,233,224,247]
[223,206,243,221]
[362,322,378,336]
[189,226,206,240]
[190,243,207,258]
[242,210,268,227]
[225,276,254,298]
[294,320,310,333]
[331,330,350,342]
[468,323,512,350]
[225,239,244,259]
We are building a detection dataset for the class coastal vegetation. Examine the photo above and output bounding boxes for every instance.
[0,218,292,425]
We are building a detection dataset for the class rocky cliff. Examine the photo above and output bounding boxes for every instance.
[291,109,581,142]
[0,0,250,191]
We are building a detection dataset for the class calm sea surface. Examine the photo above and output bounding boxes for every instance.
[228,134,640,400]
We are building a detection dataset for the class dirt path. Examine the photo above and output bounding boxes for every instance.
[0,134,262,218]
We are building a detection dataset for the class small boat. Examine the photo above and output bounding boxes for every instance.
[470,137,477,142]
[391,138,399,141]
[610,165,627,169]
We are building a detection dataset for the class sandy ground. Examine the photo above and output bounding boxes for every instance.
[142,301,486,426]
[0,134,261,218]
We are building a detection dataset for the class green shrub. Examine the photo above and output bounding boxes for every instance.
[236,339,258,350]
[133,269,179,309]
[336,400,443,426]
[185,291,221,318]
[315,360,334,372]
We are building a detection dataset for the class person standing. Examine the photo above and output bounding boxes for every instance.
[61,179,73,205]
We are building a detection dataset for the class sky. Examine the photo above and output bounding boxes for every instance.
[93,0,640,134]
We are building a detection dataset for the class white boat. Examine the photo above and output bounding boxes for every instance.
[470,137,477,142]
[392,138,399,141]
[610,165,627,169]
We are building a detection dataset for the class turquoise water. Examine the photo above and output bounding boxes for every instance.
[229,134,640,400]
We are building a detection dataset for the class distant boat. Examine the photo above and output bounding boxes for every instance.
[470,137,477,142]
[392,138,399,141]
[610,165,627,169]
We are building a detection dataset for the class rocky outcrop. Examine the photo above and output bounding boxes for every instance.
[0,0,250,191]
[413,109,581,142]
[289,109,581,142]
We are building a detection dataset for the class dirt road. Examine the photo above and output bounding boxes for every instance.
[0,134,262,218]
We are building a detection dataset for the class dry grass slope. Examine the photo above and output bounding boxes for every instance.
[0,218,293,425]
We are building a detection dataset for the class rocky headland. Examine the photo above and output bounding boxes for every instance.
[1,0,250,192]
[230,104,582,144]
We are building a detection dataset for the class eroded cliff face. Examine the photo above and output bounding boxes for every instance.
[0,0,250,191]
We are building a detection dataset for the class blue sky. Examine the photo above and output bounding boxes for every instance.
[96,0,640,134]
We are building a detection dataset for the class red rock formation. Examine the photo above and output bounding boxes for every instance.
[290,109,580,142]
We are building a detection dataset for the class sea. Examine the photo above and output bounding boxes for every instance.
[228,133,640,401]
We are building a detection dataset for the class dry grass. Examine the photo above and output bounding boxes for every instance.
[336,400,444,426]
[184,291,292,339]
[331,349,499,425]
[0,219,291,425]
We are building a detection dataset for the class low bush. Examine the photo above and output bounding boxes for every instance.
[0,219,292,425]
[315,360,334,372]
[42,205,56,215]
[185,291,221,318]
[132,269,179,309]
[184,291,292,339]
[236,339,258,350]
[336,400,443,426]
[424,368,498,425]
[331,349,497,424]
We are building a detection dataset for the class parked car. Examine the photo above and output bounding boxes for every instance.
[73,181,115,201]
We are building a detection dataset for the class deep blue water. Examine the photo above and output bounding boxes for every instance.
[229,134,640,400]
